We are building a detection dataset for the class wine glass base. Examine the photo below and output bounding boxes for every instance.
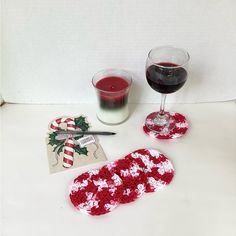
[143,112,189,139]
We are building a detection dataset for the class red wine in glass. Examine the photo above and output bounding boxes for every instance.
[146,62,187,94]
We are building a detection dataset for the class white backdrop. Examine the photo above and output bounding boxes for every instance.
[1,0,236,104]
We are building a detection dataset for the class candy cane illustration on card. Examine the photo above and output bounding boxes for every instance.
[49,117,76,168]
[46,116,107,174]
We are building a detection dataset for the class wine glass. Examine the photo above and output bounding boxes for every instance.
[145,46,190,137]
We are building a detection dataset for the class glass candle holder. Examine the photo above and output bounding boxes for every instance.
[92,69,132,125]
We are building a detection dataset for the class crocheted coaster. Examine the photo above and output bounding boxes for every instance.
[128,149,174,192]
[107,158,146,204]
[69,166,124,216]
[143,112,189,139]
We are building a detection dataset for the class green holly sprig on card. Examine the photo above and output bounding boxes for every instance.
[74,116,89,131]
[48,116,90,156]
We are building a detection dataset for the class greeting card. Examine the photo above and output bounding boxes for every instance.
[46,116,107,174]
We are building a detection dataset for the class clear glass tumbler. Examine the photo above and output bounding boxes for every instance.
[92,69,132,125]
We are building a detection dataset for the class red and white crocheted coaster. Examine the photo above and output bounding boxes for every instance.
[106,157,146,204]
[128,149,175,192]
[143,112,189,139]
[69,166,124,216]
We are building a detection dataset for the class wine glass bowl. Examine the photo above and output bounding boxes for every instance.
[145,46,190,136]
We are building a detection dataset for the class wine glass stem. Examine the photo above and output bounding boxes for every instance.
[159,94,166,116]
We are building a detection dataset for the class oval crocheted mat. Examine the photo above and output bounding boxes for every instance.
[69,148,175,216]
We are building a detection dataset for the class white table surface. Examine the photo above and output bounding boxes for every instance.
[1,102,236,236]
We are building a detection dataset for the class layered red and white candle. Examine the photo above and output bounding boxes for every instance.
[92,70,132,124]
